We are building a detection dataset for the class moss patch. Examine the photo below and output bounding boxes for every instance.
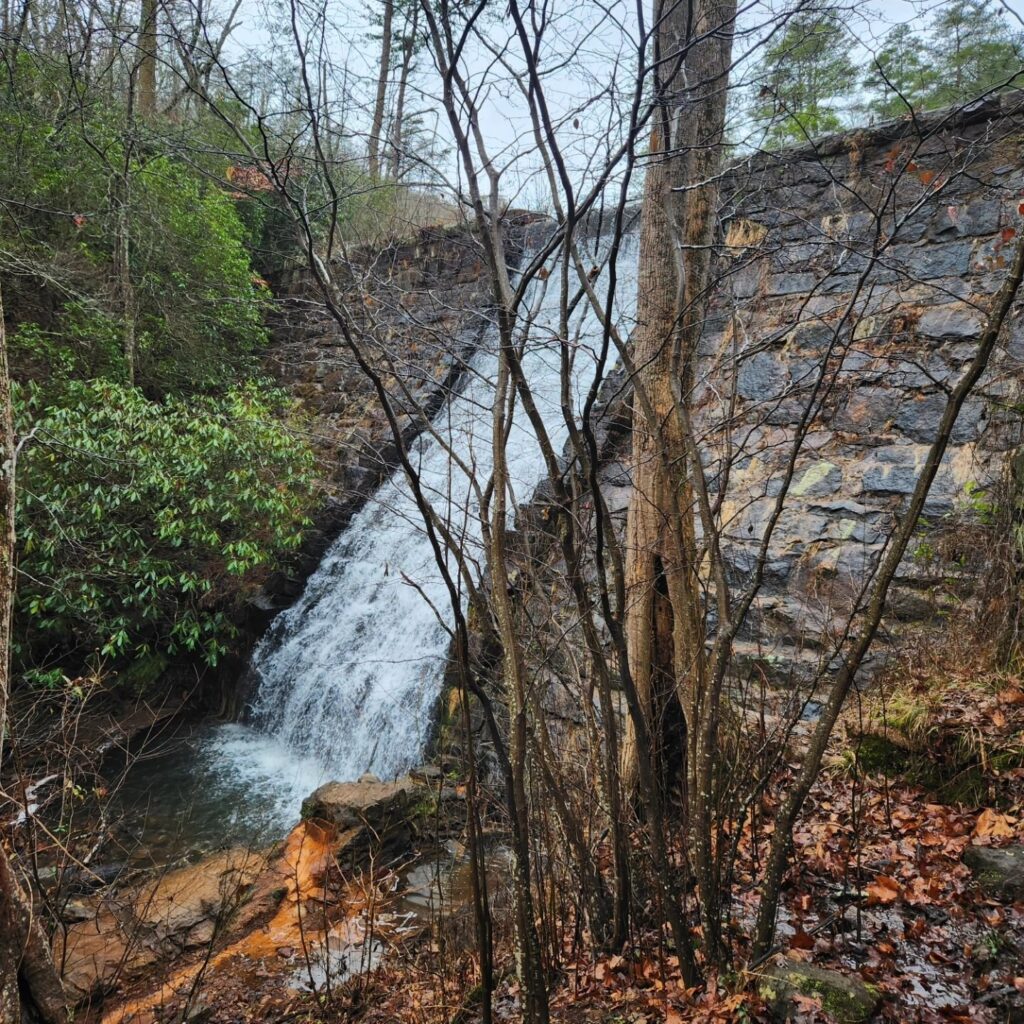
[854,734,911,774]
[758,958,880,1023]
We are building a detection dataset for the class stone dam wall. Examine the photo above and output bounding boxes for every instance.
[264,95,1024,682]
[582,93,1024,673]
[254,220,534,616]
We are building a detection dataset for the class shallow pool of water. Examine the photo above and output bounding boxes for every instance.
[106,720,333,864]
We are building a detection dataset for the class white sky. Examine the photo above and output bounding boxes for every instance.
[222,0,1024,201]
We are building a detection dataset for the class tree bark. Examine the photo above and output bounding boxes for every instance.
[116,181,136,387]
[622,0,736,967]
[623,0,735,779]
[138,0,158,116]
[0,283,68,1024]
[368,0,394,179]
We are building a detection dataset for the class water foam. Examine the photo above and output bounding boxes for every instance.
[203,231,639,830]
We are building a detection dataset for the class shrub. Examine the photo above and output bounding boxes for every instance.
[0,72,267,394]
[14,378,317,683]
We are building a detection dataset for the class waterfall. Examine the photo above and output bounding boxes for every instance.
[194,229,639,834]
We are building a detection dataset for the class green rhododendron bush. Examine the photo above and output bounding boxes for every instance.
[14,380,316,686]
[0,56,329,691]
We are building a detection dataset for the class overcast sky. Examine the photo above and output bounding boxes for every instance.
[224,0,1024,202]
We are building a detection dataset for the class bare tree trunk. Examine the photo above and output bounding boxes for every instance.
[0,284,68,1024]
[368,0,393,180]
[624,0,734,776]
[387,8,416,181]
[488,333,550,1024]
[623,0,736,967]
[138,0,158,115]
[116,182,136,386]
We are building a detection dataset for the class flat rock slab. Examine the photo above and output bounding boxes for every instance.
[301,776,420,831]
[756,956,881,1023]
[55,848,266,1003]
[133,847,265,939]
[963,844,1024,899]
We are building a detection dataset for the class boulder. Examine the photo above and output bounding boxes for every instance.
[410,764,443,785]
[302,776,418,831]
[963,844,1024,899]
[756,956,881,1023]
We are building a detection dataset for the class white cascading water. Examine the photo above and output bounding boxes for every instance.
[184,230,640,836]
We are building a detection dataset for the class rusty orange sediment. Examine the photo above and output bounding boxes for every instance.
[100,819,340,1024]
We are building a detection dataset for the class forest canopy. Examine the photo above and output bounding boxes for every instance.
[750,0,1024,145]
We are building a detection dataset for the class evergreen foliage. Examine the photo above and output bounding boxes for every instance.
[0,53,322,689]
[921,0,1024,107]
[752,0,1024,148]
[749,9,858,147]
[0,61,268,393]
[14,380,315,684]
[862,24,937,120]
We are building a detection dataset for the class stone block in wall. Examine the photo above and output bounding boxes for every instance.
[916,303,984,340]
[858,445,921,495]
[893,391,984,444]
[737,350,790,400]
[890,240,973,280]
[972,233,1021,276]
[819,211,875,240]
[927,199,1001,239]
[785,320,836,355]
[1000,315,1024,365]
[835,386,901,436]
[729,261,764,299]
[765,271,820,296]
[818,273,860,296]
[771,241,822,269]
[789,460,842,498]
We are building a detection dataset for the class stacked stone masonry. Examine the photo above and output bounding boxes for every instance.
[259,222,522,610]
[266,97,1024,676]
[595,93,1024,669]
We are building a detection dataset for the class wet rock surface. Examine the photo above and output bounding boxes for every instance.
[301,775,418,831]
[56,847,266,1003]
[301,772,464,850]
[57,795,472,1021]
[963,843,1024,899]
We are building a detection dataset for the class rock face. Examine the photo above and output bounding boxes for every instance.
[301,776,418,831]
[55,848,265,1003]
[57,820,362,1018]
[963,844,1024,898]
[757,956,881,1023]
[516,95,1024,677]
[695,95,1024,657]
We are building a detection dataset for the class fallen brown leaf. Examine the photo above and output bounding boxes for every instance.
[867,875,902,904]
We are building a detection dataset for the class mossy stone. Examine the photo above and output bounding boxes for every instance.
[757,957,880,1023]
[963,845,1024,899]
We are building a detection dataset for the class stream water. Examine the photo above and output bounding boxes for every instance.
[116,230,640,859]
